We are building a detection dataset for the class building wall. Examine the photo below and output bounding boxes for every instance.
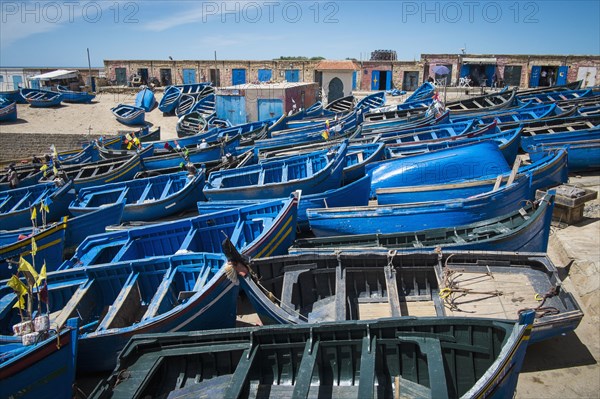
[321,71,354,100]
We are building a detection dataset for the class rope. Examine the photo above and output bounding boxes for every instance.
[519,285,561,318]
[439,266,502,313]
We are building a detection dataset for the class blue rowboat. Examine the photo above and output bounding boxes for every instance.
[204,141,348,201]
[451,103,559,125]
[20,88,63,107]
[0,181,75,231]
[0,253,236,374]
[70,171,206,222]
[292,192,555,254]
[307,174,533,237]
[377,148,567,205]
[89,311,535,399]
[56,85,96,103]
[0,166,44,192]
[360,109,450,134]
[135,86,156,112]
[0,99,17,122]
[58,195,298,270]
[158,85,182,113]
[41,147,150,190]
[0,202,125,279]
[0,319,79,399]
[237,251,581,343]
[111,104,145,125]
[198,175,372,232]
[96,142,155,161]
[355,91,386,111]
[364,119,476,141]
[387,126,523,165]
[526,136,600,172]
[404,81,436,103]
[0,90,27,104]
[517,88,594,104]
[101,126,161,150]
[368,141,511,198]
[175,94,196,117]
[55,143,99,165]
[144,134,241,171]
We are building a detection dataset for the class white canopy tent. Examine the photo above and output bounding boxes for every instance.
[29,70,78,81]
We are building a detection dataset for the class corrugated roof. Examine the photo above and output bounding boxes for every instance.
[315,60,358,70]
[29,69,78,80]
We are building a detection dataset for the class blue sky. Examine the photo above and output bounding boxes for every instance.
[1,0,599,67]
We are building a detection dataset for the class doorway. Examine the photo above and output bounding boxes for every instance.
[328,77,344,103]
[160,69,172,86]
[402,71,419,91]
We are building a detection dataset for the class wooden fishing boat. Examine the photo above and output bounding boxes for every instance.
[451,103,559,125]
[0,89,27,104]
[96,142,155,161]
[40,147,150,190]
[69,171,205,222]
[0,181,75,231]
[56,85,96,103]
[134,86,156,112]
[175,93,196,116]
[293,192,554,254]
[364,89,517,122]
[404,81,436,102]
[0,99,17,122]
[111,104,145,125]
[0,319,79,399]
[307,174,532,237]
[377,148,567,205]
[0,202,125,279]
[158,85,181,113]
[523,130,600,172]
[324,94,354,113]
[514,80,582,95]
[516,88,593,104]
[0,253,237,374]
[360,109,447,134]
[90,311,536,399]
[204,141,348,201]
[355,91,386,111]
[198,175,372,232]
[0,164,45,192]
[143,134,241,170]
[100,126,161,151]
[176,110,209,137]
[58,195,298,270]
[19,88,63,107]
[368,141,511,197]
[380,120,484,147]
[388,126,523,165]
[237,251,582,343]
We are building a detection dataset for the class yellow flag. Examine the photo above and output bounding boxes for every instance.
[13,295,26,309]
[31,236,37,256]
[321,130,329,141]
[30,207,37,221]
[7,275,27,297]
[127,141,133,150]
[53,166,58,176]
[40,164,48,177]
[37,261,47,286]
[18,256,38,287]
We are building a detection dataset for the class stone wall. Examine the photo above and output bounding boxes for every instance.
[0,133,114,164]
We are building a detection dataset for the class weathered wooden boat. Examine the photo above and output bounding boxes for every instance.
[0,253,237,374]
[0,99,17,122]
[377,148,567,205]
[506,113,600,136]
[523,130,600,172]
[293,192,554,254]
[516,88,593,104]
[0,181,75,231]
[55,142,100,165]
[237,251,582,343]
[19,88,63,107]
[365,89,517,122]
[96,141,155,161]
[90,311,536,399]
[100,126,161,151]
[0,202,125,279]
[56,85,96,103]
[381,120,487,148]
[355,91,386,111]
[0,89,27,104]
[515,80,582,96]
[176,110,209,137]
[404,81,436,102]
[0,319,78,399]
[308,174,532,237]
[387,126,523,165]
[0,165,44,192]
[111,103,145,125]
[368,141,511,197]
[69,171,205,222]
[450,103,559,125]
[144,134,241,170]
[58,195,298,270]
[204,141,348,201]
[324,94,354,113]
[134,86,156,112]
[198,175,372,232]
[360,109,449,135]
[175,93,196,117]
[40,148,149,190]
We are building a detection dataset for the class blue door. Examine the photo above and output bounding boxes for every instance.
[30,79,40,89]
[485,65,496,87]
[183,69,197,84]
[232,69,246,85]
[556,66,569,86]
[385,71,392,90]
[258,99,284,120]
[285,69,300,82]
[352,71,357,90]
[12,75,23,89]
[258,69,272,82]
[216,95,247,125]
[371,70,380,91]
[529,66,541,88]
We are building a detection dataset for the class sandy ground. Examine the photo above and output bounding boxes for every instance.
[0,91,180,140]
